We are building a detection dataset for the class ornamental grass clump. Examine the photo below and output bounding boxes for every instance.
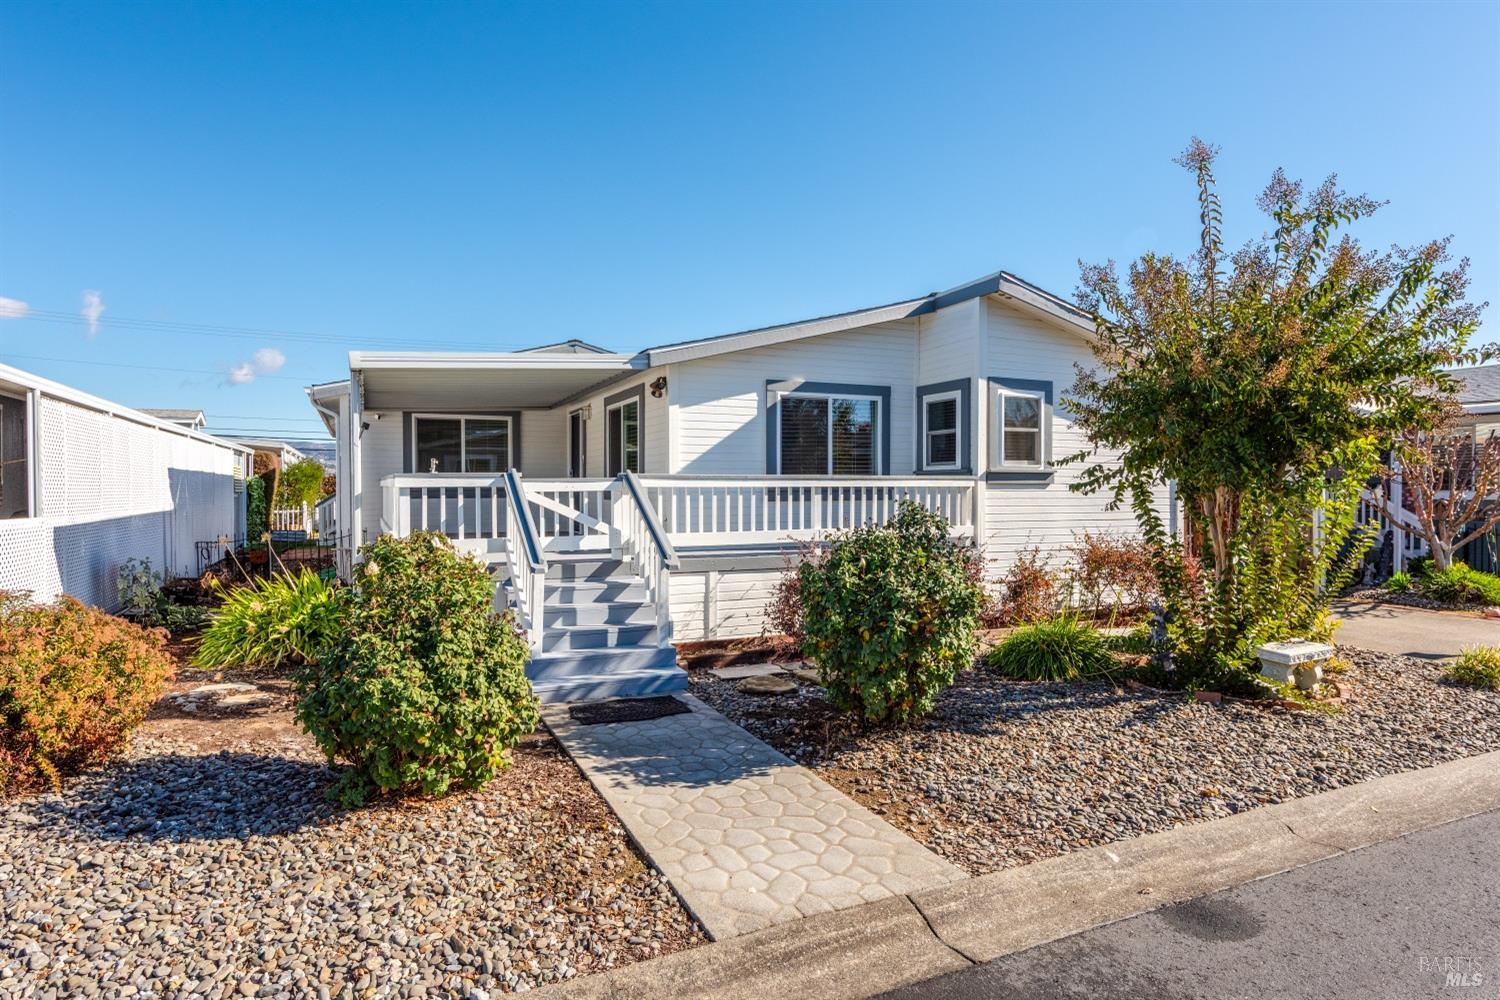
[987,615,1117,682]
[0,590,174,795]
[797,501,986,724]
[295,532,539,806]
[192,568,344,669]
[1448,646,1500,691]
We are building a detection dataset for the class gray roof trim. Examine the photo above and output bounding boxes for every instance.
[139,407,206,422]
[515,338,615,355]
[640,270,1095,367]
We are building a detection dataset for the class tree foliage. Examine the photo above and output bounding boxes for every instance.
[1066,140,1486,687]
[276,458,327,510]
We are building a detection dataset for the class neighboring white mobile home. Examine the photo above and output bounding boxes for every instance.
[0,364,253,609]
[308,270,1174,701]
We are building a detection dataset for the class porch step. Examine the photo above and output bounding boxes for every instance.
[545,580,649,604]
[544,600,656,627]
[547,557,629,582]
[526,645,685,704]
[542,622,659,653]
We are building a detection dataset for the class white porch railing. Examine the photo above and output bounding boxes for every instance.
[1358,487,1427,569]
[313,495,337,538]
[636,476,977,547]
[502,470,546,653]
[619,471,679,641]
[379,474,509,540]
[523,479,616,552]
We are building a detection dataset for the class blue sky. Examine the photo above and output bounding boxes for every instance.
[2,0,1496,442]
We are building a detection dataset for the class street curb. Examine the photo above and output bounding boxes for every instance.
[538,750,1500,1000]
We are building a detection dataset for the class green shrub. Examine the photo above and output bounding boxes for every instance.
[987,615,1117,681]
[1448,646,1500,690]
[798,502,986,724]
[1,591,174,795]
[246,476,268,540]
[1406,555,1433,579]
[1384,571,1412,594]
[1420,563,1500,605]
[116,558,168,626]
[192,569,344,669]
[295,532,539,805]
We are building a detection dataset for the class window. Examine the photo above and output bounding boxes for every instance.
[778,393,879,475]
[412,415,511,473]
[606,399,639,475]
[922,391,961,470]
[0,391,28,519]
[995,386,1045,468]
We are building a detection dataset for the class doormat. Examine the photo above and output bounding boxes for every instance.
[569,696,691,726]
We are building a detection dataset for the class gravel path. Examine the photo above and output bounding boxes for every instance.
[691,648,1500,876]
[0,675,704,998]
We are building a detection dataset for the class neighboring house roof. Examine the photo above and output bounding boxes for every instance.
[516,339,615,355]
[1448,364,1500,406]
[218,436,309,462]
[140,407,207,429]
[0,364,251,453]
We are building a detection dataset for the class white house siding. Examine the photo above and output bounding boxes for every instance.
[356,412,405,544]
[671,320,921,475]
[980,296,1170,581]
[0,386,247,610]
[566,375,670,477]
[668,567,785,641]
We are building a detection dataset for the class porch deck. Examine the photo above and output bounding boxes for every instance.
[377,471,978,701]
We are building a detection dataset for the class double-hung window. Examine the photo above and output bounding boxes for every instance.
[412,415,511,473]
[0,390,29,519]
[778,393,880,475]
[994,385,1046,470]
[922,390,961,471]
[606,399,639,476]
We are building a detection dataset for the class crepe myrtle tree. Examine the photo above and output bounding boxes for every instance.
[1374,416,1500,571]
[1066,138,1487,598]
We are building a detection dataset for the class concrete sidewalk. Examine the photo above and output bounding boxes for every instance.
[1333,598,1500,660]
[539,750,1500,1000]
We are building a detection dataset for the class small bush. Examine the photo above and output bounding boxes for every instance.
[1448,646,1500,691]
[1069,532,1158,620]
[1,591,174,795]
[192,570,344,669]
[1384,571,1412,594]
[117,558,168,626]
[987,615,1117,681]
[798,502,986,724]
[296,533,539,805]
[1421,563,1500,605]
[999,546,1057,625]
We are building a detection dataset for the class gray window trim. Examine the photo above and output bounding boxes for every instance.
[604,383,646,475]
[915,378,972,475]
[402,411,523,474]
[0,388,33,519]
[987,376,1054,483]
[764,379,891,475]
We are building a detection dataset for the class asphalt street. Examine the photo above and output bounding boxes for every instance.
[878,808,1500,1000]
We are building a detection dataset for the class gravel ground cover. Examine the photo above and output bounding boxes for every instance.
[691,647,1500,875]
[1341,586,1486,613]
[0,668,704,999]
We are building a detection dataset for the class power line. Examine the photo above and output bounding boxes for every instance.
[1,353,314,381]
[16,309,502,352]
[205,413,331,421]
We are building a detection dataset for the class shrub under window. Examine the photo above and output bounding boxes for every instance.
[797,501,985,723]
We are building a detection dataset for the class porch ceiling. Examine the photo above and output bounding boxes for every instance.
[351,352,641,410]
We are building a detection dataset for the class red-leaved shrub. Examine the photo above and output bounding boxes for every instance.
[0,590,174,795]
[999,546,1058,624]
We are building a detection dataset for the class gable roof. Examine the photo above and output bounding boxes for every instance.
[1449,364,1500,405]
[516,339,615,355]
[140,407,206,424]
[640,270,1094,366]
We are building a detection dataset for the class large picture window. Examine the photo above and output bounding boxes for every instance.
[0,391,28,519]
[412,415,511,473]
[606,399,639,476]
[778,393,879,475]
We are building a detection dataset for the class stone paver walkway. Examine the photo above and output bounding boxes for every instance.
[543,694,964,939]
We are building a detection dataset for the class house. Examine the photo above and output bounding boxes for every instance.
[0,364,253,609]
[140,408,208,432]
[218,436,307,473]
[308,270,1174,701]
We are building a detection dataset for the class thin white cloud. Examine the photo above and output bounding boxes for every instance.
[224,346,288,386]
[0,296,29,319]
[81,290,105,336]
[251,347,286,374]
